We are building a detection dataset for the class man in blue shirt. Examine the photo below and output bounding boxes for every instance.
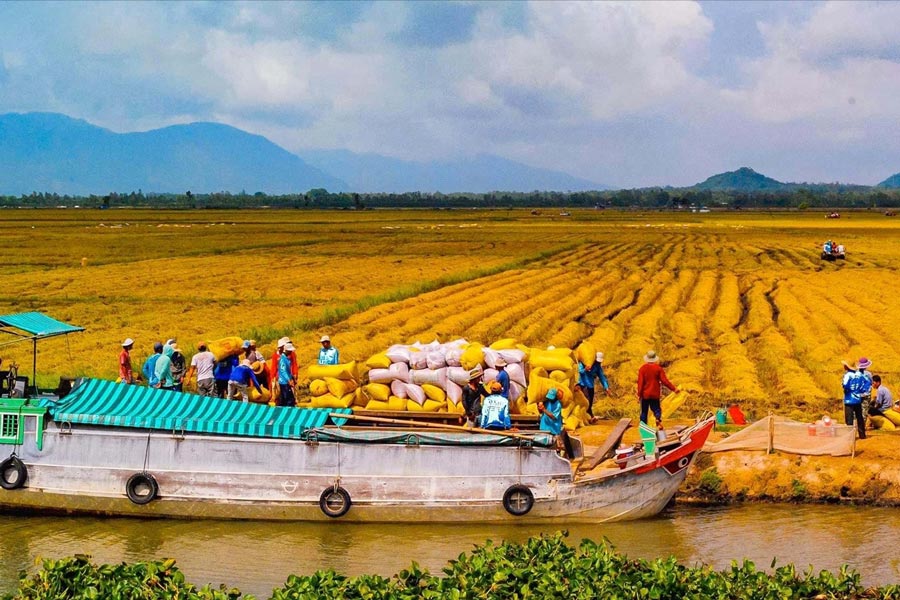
[318,335,340,365]
[142,342,163,387]
[842,360,866,439]
[493,358,510,398]
[228,359,263,402]
[480,382,511,430]
[277,342,297,407]
[538,388,562,435]
[576,352,610,423]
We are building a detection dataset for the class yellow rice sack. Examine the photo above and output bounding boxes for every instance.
[528,349,574,372]
[405,399,445,412]
[363,383,391,402]
[529,366,548,380]
[549,370,571,384]
[388,396,407,411]
[310,392,355,409]
[575,341,596,369]
[526,375,571,404]
[308,361,358,381]
[564,415,581,432]
[249,386,271,404]
[489,338,518,350]
[309,379,329,397]
[446,400,465,415]
[883,409,900,426]
[511,397,528,415]
[365,353,392,369]
[365,399,391,411]
[208,336,244,361]
[460,344,484,371]
[870,415,897,431]
[325,377,358,397]
[422,384,446,402]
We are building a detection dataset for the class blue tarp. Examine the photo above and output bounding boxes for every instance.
[0,312,84,339]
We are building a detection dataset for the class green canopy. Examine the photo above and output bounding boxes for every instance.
[45,378,351,440]
[0,312,84,340]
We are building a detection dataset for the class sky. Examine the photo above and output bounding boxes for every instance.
[1,0,898,188]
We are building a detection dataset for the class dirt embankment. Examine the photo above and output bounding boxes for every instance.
[579,421,900,505]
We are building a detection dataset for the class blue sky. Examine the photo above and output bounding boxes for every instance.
[1,1,898,188]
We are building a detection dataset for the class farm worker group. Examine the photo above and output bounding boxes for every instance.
[118,335,689,431]
[842,357,898,438]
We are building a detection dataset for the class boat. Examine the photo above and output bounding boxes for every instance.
[0,313,714,523]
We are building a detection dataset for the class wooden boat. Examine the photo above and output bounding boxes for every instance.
[0,378,714,522]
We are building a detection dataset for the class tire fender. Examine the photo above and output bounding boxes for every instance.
[503,484,534,516]
[125,472,159,505]
[319,486,351,518]
[0,456,27,490]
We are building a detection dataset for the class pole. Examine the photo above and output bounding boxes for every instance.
[32,337,37,397]
[328,412,540,443]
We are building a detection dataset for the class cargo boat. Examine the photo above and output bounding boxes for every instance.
[0,312,713,522]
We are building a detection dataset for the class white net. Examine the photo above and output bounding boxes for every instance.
[703,415,855,457]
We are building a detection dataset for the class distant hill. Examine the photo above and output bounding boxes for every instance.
[296,149,606,193]
[0,112,346,195]
[693,167,787,191]
[877,173,900,189]
[0,112,605,195]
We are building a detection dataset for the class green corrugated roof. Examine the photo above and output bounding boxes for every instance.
[0,312,84,338]
[45,378,349,439]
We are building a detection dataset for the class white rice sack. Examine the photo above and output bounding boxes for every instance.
[410,367,447,387]
[424,340,442,352]
[482,348,501,369]
[391,380,409,399]
[506,363,527,387]
[426,351,447,370]
[509,381,524,402]
[498,349,526,364]
[406,383,426,405]
[409,351,429,370]
[448,338,468,348]
[447,366,470,386]
[483,368,499,383]
[367,368,393,384]
[446,380,463,405]
[445,348,462,367]
[388,362,410,383]
[385,345,411,364]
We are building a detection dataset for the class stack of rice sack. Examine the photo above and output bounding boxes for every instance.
[360,340,471,413]
[352,338,596,430]
[307,361,361,409]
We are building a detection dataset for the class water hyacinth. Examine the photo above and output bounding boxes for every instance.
[7,532,900,600]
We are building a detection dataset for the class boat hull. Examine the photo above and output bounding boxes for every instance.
[0,417,713,523]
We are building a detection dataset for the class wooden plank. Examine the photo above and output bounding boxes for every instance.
[576,418,632,473]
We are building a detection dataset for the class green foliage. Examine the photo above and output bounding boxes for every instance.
[2,556,249,600]
[698,467,724,495]
[791,478,809,500]
[6,534,896,599]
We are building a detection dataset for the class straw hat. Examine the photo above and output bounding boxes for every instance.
[494,358,507,368]
[858,357,872,370]
[320,335,331,343]
[277,337,289,349]
[165,338,176,346]
[595,352,604,363]
[467,365,484,381]
[251,361,265,375]
[284,342,295,352]
[644,350,659,363]
[122,338,134,347]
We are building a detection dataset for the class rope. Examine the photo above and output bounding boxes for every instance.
[142,430,152,472]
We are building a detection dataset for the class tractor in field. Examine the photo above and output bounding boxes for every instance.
[821,240,845,261]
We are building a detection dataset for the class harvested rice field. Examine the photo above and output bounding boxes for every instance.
[2,208,899,420]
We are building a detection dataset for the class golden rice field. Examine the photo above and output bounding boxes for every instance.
[2,208,900,420]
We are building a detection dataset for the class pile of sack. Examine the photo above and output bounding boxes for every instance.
[339,338,601,430]
[307,361,361,408]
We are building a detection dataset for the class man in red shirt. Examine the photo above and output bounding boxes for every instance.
[119,338,135,384]
[637,350,679,427]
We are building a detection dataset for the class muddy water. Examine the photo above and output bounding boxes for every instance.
[2,504,898,597]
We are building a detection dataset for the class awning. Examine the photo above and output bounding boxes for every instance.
[44,378,351,440]
[0,312,84,341]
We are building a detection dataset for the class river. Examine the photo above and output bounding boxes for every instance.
[2,504,897,597]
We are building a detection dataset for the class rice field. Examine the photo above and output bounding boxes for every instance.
[2,207,899,420]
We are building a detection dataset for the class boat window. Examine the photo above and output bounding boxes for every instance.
[0,414,19,443]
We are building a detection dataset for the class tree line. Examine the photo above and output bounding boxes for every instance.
[2,186,900,209]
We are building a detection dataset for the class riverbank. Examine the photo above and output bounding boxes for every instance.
[580,420,900,506]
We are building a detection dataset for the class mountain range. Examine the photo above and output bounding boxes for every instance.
[0,112,603,195]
